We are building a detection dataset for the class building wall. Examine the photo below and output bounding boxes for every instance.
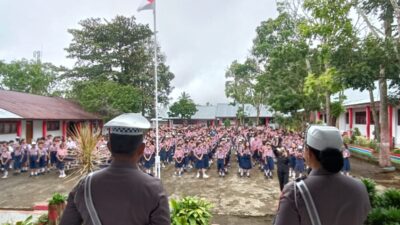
[33,120,43,141]
[0,133,18,142]
[47,121,63,137]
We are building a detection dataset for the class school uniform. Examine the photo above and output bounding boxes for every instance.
[29,147,39,169]
[1,151,12,170]
[39,148,48,169]
[56,148,68,170]
[216,150,225,172]
[342,149,351,172]
[202,147,210,169]
[194,148,204,169]
[174,150,184,168]
[49,145,58,164]
[264,148,275,171]
[13,146,23,170]
[143,147,155,169]
[294,152,305,174]
[240,149,252,170]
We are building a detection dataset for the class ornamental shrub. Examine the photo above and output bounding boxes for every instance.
[170,196,213,225]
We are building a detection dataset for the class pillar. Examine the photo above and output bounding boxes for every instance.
[76,122,81,133]
[16,121,22,137]
[388,105,393,148]
[265,117,269,126]
[348,108,353,136]
[366,106,371,139]
[42,120,47,138]
[89,121,93,133]
[62,121,67,140]
[317,112,321,121]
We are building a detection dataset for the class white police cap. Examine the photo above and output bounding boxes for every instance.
[306,125,343,151]
[104,113,151,136]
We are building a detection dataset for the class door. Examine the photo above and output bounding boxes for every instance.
[26,121,33,144]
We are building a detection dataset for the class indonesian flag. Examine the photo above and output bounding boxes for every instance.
[137,0,155,11]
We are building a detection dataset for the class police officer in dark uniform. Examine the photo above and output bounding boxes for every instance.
[274,126,370,225]
[60,113,170,225]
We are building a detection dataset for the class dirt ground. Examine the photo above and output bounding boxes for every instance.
[0,157,398,225]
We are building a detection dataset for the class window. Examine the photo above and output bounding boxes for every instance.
[47,121,60,131]
[346,112,349,124]
[0,122,17,134]
[355,112,366,124]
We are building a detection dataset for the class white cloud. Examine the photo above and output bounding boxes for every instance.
[0,0,277,104]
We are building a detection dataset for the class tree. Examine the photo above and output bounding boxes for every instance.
[354,0,400,167]
[65,15,174,116]
[0,59,58,95]
[299,0,355,125]
[252,10,321,122]
[168,92,197,120]
[71,80,142,120]
[225,59,256,125]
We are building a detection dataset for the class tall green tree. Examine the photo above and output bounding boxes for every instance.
[71,80,142,120]
[65,15,174,116]
[0,59,58,95]
[354,0,400,167]
[252,10,320,120]
[299,0,355,126]
[225,59,259,125]
[168,92,198,120]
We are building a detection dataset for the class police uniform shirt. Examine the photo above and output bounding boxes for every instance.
[60,160,170,225]
[274,169,371,225]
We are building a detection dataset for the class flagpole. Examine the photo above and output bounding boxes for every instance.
[153,0,161,179]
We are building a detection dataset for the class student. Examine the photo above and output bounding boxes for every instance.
[1,145,12,178]
[173,146,184,176]
[56,142,68,178]
[143,144,155,175]
[294,147,305,179]
[342,143,351,176]
[263,142,275,179]
[13,142,23,175]
[288,143,297,178]
[160,141,167,167]
[38,140,49,175]
[49,139,59,170]
[194,143,207,178]
[20,139,29,172]
[216,146,226,177]
[238,142,252,178]
[29,141,40,177]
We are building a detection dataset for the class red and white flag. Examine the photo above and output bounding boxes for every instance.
[137,0,155,11]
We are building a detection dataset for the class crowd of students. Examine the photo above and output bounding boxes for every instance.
[139,124,350,187]
[0,124,352,185]
[0,135,78,179]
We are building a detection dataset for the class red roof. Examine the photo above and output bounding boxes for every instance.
[0,90,100,120]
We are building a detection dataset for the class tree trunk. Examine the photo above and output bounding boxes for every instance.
[368,87,380,141]
[325,92,332,126]
[256,105,260,126]
[378,65,392,167]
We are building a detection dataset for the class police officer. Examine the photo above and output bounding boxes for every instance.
[274,126,370,225]
[60,113,170,225]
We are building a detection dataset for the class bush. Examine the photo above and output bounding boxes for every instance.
[355,136,370,147]
[170,196,213,225]
[362,178,400,225]
[393,149,400,154]
[366,207,400,225]
[343,136,351,144]
[368,140,380,152]
[48,193,67,205]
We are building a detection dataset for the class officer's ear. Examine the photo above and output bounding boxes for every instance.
[135,142,145,157]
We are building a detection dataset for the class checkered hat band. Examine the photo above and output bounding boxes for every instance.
[110,127,143,136]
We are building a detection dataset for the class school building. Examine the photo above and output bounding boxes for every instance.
[0,90,101,143]
[314,83,400,148]
[160,103,275,127]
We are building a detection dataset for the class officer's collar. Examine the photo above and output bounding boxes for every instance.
[309,168,336,176]
[110,160,138,169]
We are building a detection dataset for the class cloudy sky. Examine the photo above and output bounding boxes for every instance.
[0,0,277,105]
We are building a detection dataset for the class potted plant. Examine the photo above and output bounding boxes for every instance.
[48,193,67,225]
[170,196,213,225]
